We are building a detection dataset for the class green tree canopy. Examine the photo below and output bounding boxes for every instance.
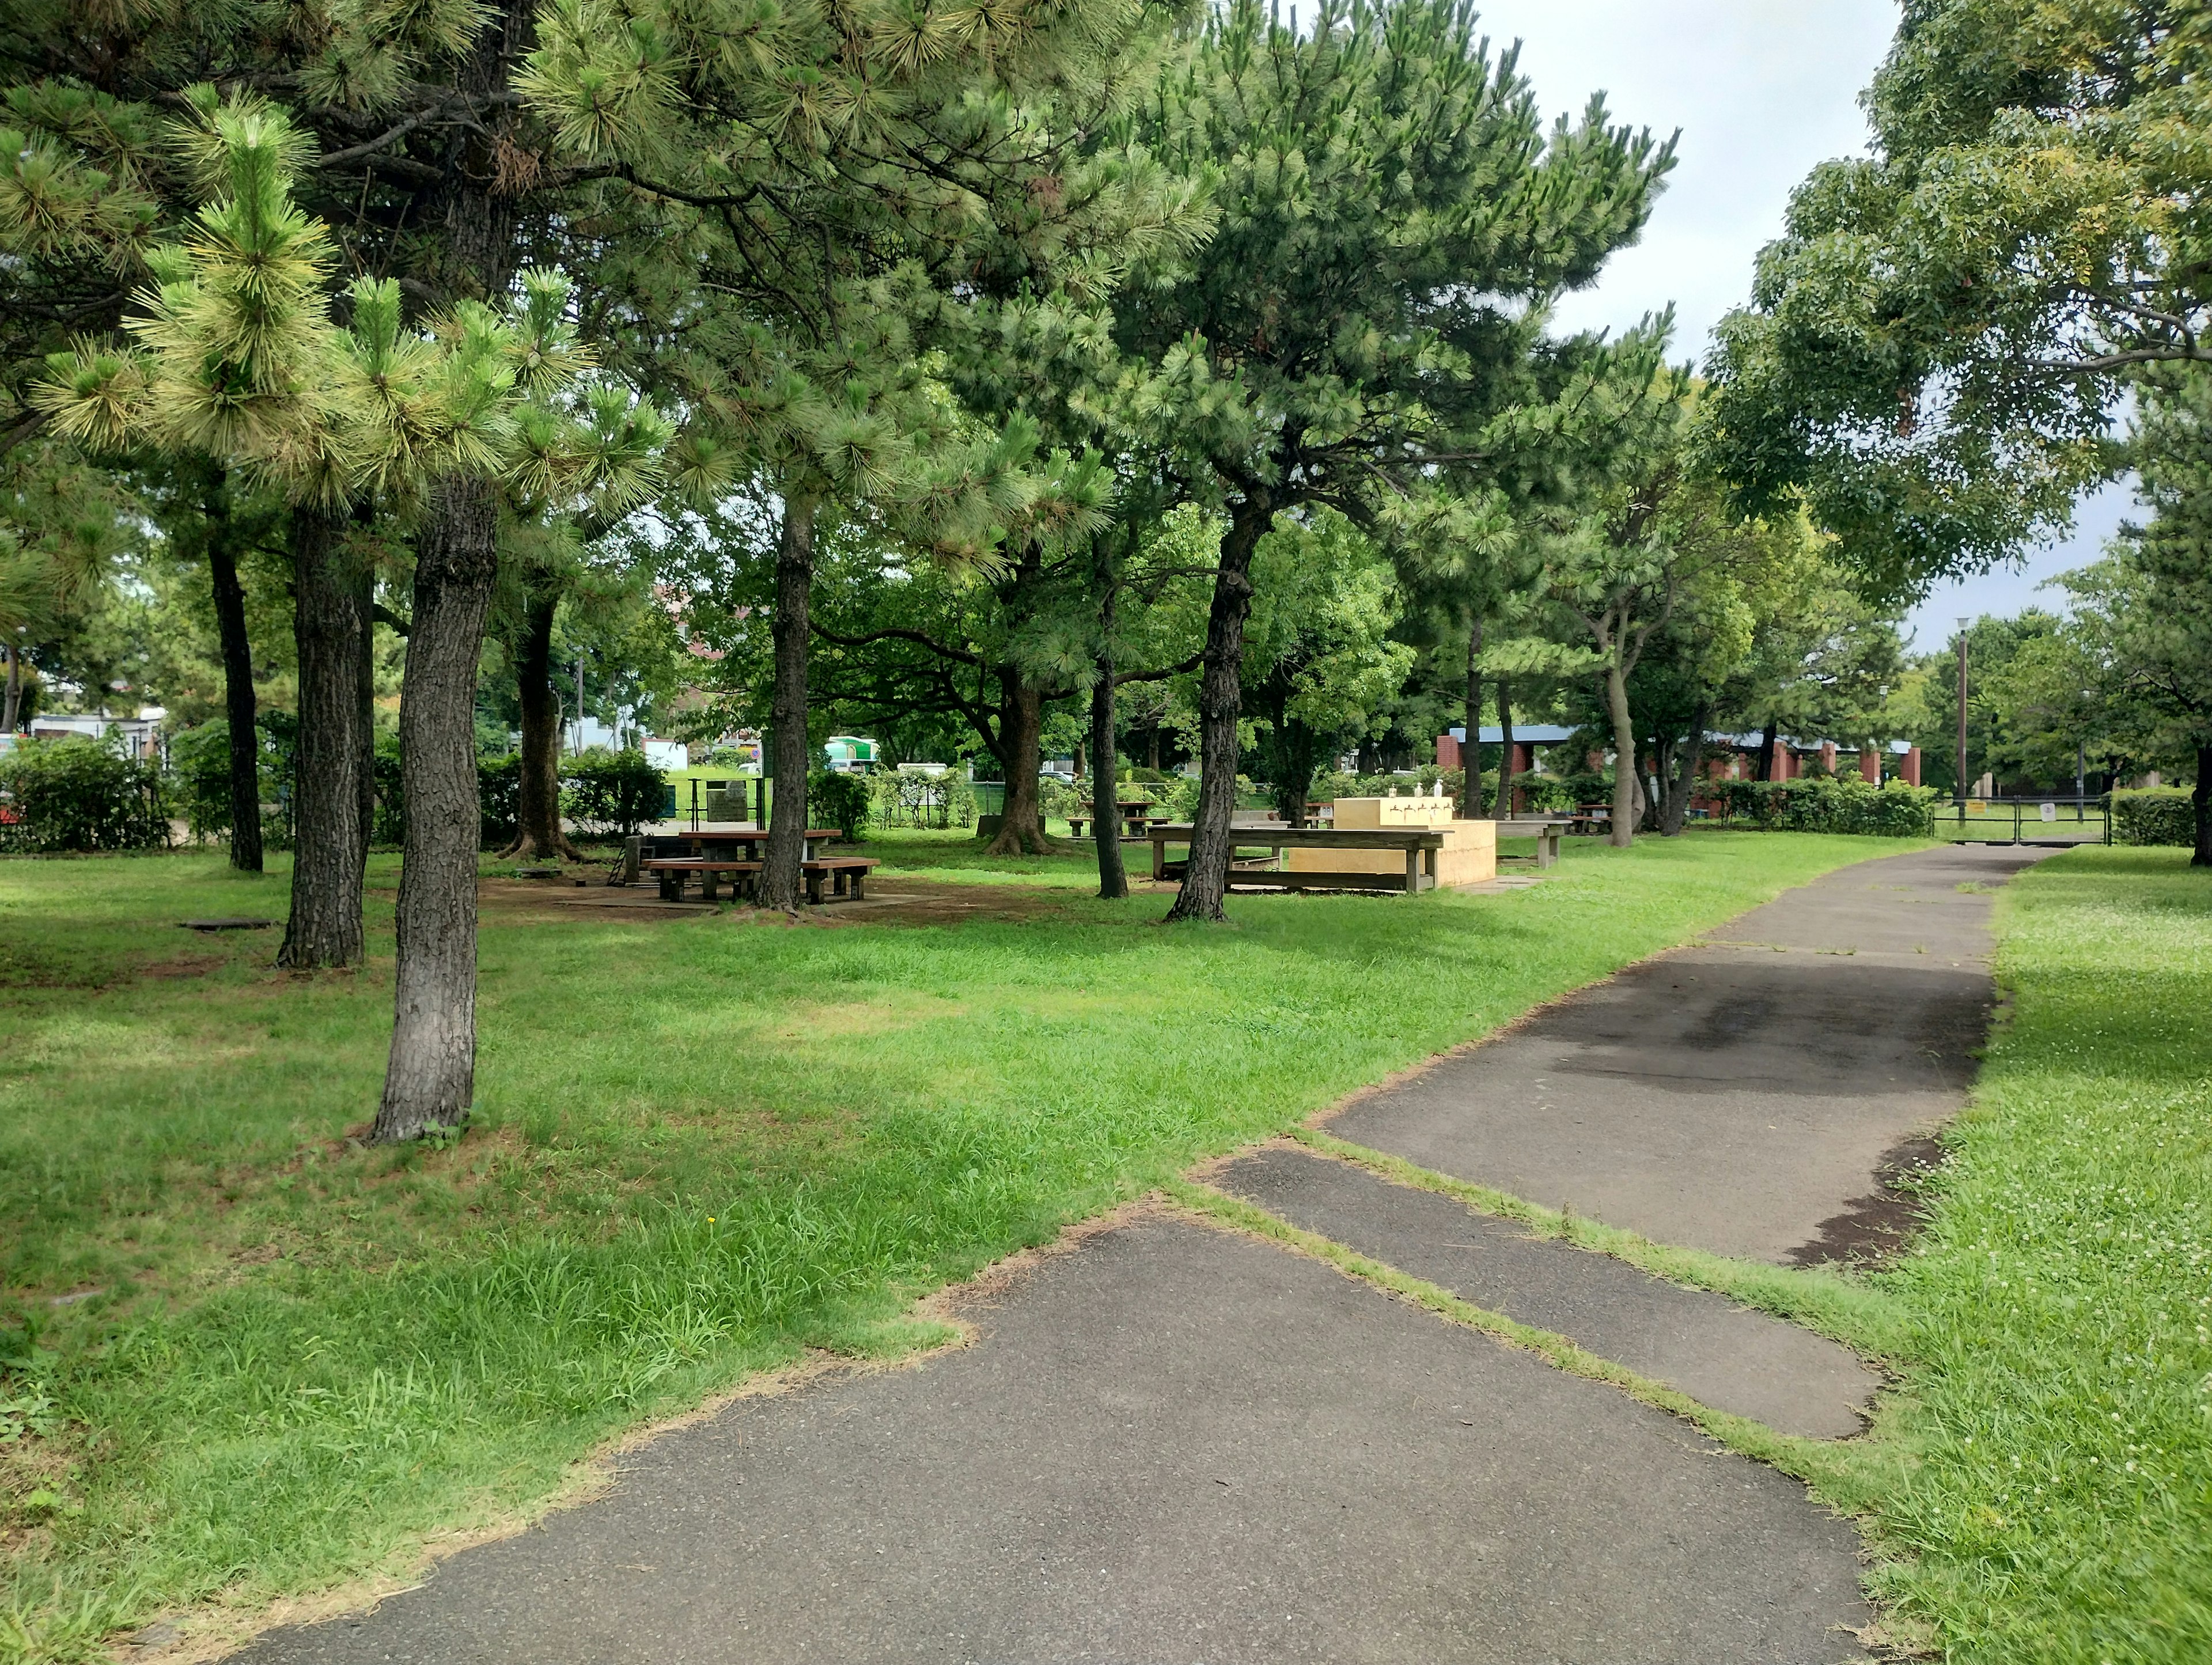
[1705,0,2212,600]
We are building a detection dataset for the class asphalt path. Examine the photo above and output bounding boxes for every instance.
[1326,844,2048,1263]
[232,844,2044,1664]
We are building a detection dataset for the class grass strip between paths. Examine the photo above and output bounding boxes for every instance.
[1288,1128,1911,1359]
[1160,1179,1897,1514]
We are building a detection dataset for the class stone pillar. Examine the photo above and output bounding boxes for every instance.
[1859,746,1881,784]
[1820,741,1838,775]
[1437,732,1461,770]
[1772,746,1793,783]
[1902,747,1922,787]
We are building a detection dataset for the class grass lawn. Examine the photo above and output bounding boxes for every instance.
[1860,847,2212,1663]
[0,829,1895,1660]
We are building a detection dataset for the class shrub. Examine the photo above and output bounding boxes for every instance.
[1717,777,1937,837]
[808,768,872,841]
[1037,773,1084,822]
[562,748,666,840]
[369,742,529,850]
[478,752,522,848]
[2112,787,2196,847]
[0,737,170,852]
[167,721,245,843]
[370,734,405,847]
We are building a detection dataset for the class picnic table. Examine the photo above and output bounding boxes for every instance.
[1072,801,1172,838]
[646,825,844,862]
[1569,803,1612,836]
[1492,816,1574,868]
[1147,822,1448,894]
[1067,809,1176,840]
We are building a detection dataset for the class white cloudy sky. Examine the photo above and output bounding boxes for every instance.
[1475,0,2131,650]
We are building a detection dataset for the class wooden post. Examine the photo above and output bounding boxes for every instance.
[1405,844,1421,893]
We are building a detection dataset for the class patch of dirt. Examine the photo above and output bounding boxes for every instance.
[477,874,1085,928]
[816,878,1080,927]
[135,954,225,980]
[1787,1134,1950,1268]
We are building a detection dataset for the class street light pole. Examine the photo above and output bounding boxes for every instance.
[1955,619,1971,803]
[1964,623,1982,805]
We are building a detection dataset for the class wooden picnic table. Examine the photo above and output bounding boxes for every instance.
[1069,806,1175,839]
[648,825,844,861]
[1147,822,1447,893]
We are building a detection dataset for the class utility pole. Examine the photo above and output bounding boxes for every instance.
[1955,619,1971,803]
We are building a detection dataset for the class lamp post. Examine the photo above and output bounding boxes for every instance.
[1955,619,1971,804]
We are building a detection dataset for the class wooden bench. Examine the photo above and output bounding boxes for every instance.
[802,856,877,904]
[1147,824,1447,893]
[642,858,761,901]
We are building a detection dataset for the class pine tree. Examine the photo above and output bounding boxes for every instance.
[1117,0,1673,918]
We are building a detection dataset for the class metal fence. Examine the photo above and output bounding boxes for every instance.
[1934,795,2111,846]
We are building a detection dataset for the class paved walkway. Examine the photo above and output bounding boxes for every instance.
[234,845,2038,1665]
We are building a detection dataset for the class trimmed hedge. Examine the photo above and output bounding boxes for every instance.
[2112,787,2197,847]
[0,737,171,852]
[1717,777,1938,837]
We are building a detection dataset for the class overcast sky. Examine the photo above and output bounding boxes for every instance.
[1475,1,2130,651]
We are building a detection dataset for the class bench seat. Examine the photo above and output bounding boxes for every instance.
[802,856,878,904]
[641,857,761,901]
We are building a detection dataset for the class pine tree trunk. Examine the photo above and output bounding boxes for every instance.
[281,504,369,968]
[373,475,500,1141]
[1092,565,1127,900]
[984,671,1054,855]
[1,646,18,733]
[1757,718,1778,782]
[1495,676,1517,820]
[1604,659,1637,849]
[1461,616,1484,818]
[372,0,528,1137]
[756,492,817,911]
[1167,496,1271,922]
[506,583,579,861]
[206,490,264,874]
[2194,744,2211,868]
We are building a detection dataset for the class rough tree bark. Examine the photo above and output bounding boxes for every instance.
[1,646,19,733]
[2195,743,2211,868]
[502,581,581,860]
[280,503,369,968]
[983,667,1055,855]
[1757,718,1778,782]
[1092,554,1127,900]
[373,476,501,1139]
[369,0,529,1139]
[1494,676,1517,820]
[204,478,263,873]
[1603,658,1638,849]
[756,492,819,911]
[1461,616,1484,818]
[1167,495,1272,923]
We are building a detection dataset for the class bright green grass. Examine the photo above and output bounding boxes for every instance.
[0,830,1897,1659]
[1861,847,2212,1663]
